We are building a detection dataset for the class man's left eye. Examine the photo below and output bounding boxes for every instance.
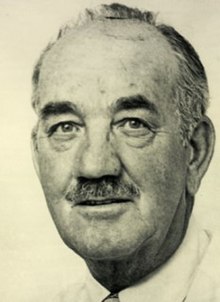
[114,118,155,138]
[123,119,147,129]
[59,123,76,133]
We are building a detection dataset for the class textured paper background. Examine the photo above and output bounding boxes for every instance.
[0,0,219,301]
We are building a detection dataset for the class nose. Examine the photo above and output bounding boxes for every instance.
[77,125,121,179]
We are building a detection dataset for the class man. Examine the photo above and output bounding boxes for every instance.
[31,3,216,301]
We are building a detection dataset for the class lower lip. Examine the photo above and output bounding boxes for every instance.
[74,200,132,219]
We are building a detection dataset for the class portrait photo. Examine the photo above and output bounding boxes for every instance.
[1,1,220,301]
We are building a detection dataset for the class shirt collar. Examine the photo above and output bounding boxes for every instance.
[85,216,209,302]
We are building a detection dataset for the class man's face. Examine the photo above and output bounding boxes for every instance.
[34,22,190,261]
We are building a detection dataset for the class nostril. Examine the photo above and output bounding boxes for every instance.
[77,175,119,184]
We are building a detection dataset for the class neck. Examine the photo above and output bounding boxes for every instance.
[85,195,193,292]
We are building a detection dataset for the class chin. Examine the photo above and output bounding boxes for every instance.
[80,247,134,261]
[61,229,157,262]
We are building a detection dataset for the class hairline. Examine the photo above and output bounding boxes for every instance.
[31,4,209,144]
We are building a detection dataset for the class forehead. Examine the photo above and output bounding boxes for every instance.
[38,20,179,112]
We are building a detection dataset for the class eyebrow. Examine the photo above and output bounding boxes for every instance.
[113,95,158,114]
[40,101,81,120]
[40,95,158,120]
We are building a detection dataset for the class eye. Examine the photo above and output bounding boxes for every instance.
[47,121,81,137]
[114,118,155,138]
[123,119,147,129]
[59,123,76,133]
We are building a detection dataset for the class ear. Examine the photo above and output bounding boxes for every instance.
[31,125,40,178]
[186,116,215,195]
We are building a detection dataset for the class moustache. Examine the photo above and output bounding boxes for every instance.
[65,176,140,203]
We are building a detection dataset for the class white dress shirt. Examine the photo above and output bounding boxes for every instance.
[54,216,218,302]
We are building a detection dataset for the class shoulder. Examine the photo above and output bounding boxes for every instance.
[30,281,87,302]
[53,281,87,302]
[187,230,220,302]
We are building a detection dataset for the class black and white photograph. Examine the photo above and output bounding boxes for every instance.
[1,1,220,301]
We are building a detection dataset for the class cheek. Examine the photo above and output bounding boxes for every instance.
[120,134,186,184]
[117,135,188,212]
[36,139,78,200]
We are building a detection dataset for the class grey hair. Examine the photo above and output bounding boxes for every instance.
[32,3,209,144]
[156,24,209,144]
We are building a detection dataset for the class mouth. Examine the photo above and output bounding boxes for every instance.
[71,197,133,219]
[76,198,131,206]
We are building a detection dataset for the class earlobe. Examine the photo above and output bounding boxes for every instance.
[31,126,40,178]
[186,116,215,195]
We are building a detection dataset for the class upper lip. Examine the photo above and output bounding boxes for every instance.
[75,197,132,206]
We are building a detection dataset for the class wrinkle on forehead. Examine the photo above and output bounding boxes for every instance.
[38,20,179,111]
[41,20,178,70]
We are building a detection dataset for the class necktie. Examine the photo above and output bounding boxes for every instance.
[103,293,119,302]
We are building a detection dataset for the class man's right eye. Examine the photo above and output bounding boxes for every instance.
[47,121,81,137]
